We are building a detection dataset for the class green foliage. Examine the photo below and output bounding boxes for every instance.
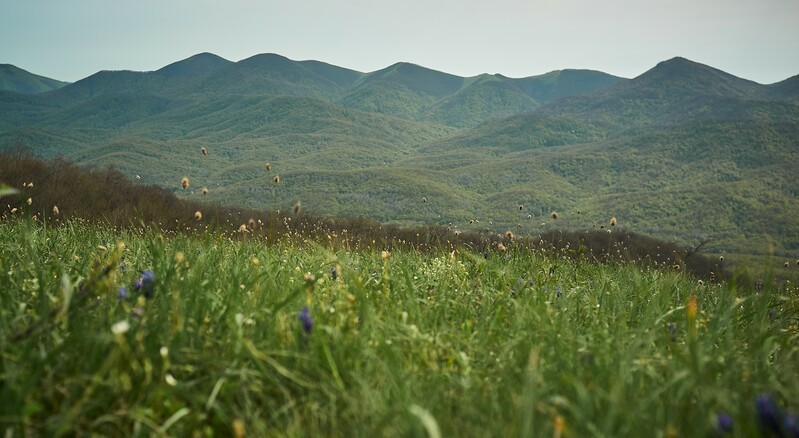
[0,218,797,435]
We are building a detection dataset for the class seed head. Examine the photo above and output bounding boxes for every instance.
[381,250,391,261]
[201,146,207,156]
[551,211,558,220]
[274,175,280,184]
[248,218,256,229]
[265,162,271,172]
[497,243,506,252]
[505,231,514,240]
[239,224,248,233]
[135,175,141,180]
[718,255,724,263]
[181,177,189,189]
[610,216,617,227]
[52,205,60,215]
[195,211,202,220]
[422,197,427,203]
[27,197,32,205]
[518,204,524,211]
[293,201,301,215]
[202,187,208,195]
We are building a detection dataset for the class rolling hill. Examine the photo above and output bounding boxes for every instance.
[0,64,69,94]
[0,53,797,258]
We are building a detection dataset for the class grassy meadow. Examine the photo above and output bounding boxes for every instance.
[1,213,798,437]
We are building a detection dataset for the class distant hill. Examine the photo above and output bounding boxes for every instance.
[0,53,797,258]
[0,64,69,94]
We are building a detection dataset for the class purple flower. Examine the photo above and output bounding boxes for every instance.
[298,306,313,334]
[667,322,677,342]
[134,270,156,298]
[118,287,128,301]
[715,412,733,433]
[785,414,798,438]
[756,394,783,436]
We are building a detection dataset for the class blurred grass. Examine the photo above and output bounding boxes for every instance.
[1,218,797,436]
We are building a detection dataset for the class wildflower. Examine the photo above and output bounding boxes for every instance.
[202,187,208,195]
[298,306,313,333]
[687,295,697,319]
[265,162,271,172]
[332,267,338,281]
[239,224,248,233]
[755,394,783,436]
[294,201,301,215]
[497,243,506,252]
[52,205,59,215]
[786,414,799,437]
[181,177,189,189]
[118,287,128,300]
[165,373,178,386]
[10,208,17,213]
[27,197,32,205]
[381,250,391,261]
[134,270,156,298]
[201,146,207,156]
[111,320,130,335]
[232,419,246,438]
[135,175,141,180]
[274,175,280,184]
[610,216,617,227]
[27,182,34,188]
[667,322,677,341]
[551,211,558,219]
[715,413,733,433]
[195,211,202,220]
[505,231,514,240]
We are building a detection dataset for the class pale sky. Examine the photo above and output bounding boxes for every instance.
[1,0,798,84]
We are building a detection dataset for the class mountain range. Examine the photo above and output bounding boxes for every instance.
[0,52,797,259]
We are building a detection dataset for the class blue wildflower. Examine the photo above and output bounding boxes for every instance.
[298,306,313,334]
[134,270,156,298]
[667,322,677,342]
[756,394,783,436]
[715,412,733,433]
[118,287,128,301]
[785,414,798,438]
[769,308,777,319]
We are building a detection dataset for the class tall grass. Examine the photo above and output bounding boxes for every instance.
[1,218,797,436]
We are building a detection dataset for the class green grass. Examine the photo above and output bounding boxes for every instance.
[1,218,797,436]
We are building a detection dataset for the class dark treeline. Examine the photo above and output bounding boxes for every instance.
[1,152,727,281]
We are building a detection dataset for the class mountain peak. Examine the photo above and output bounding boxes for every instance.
[0,64,69,94]
[156,52,231,77]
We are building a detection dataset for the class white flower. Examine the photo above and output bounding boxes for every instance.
[111,320,130,335]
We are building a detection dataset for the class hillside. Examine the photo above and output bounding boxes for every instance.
[0,53,797,258]
[0,64,69,94]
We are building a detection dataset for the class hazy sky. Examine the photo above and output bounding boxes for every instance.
[2,0,798,84]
